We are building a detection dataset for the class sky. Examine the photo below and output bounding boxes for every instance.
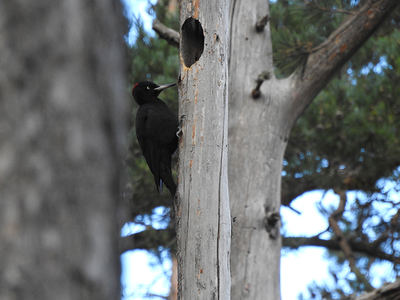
[120,189,341,300]
[120,1,397,299]
[122,0,157,45]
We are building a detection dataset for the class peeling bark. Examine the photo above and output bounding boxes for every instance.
[176,1,231,299]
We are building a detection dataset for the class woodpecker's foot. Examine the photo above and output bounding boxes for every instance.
[176,115,186,137]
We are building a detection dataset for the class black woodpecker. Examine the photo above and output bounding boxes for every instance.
[132,81,178,196]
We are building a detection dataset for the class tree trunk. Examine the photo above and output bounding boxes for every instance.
[176,1,231,299]
[229,1,291,299]
[0,1,127,300]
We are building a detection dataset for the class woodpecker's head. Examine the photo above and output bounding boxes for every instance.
[132,81,176,105]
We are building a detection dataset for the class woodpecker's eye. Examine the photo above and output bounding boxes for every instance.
[146,86,150,90]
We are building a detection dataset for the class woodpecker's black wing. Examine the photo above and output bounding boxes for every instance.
[136,100,178,195]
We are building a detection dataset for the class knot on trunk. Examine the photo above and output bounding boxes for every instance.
[264,210,280,239]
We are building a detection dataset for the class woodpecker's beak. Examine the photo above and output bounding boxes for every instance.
[154,83,176,92]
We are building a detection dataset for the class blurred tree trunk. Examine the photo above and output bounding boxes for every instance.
[0,1,127,300]
[176,0,231,299]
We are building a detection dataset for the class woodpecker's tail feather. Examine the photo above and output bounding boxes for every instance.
[152,161,176,197]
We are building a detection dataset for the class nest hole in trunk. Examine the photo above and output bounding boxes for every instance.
[181,17,204,68]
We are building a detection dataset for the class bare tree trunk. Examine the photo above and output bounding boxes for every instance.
[176,1,231,299]
[0,1,127,300]
[229,1,290,298]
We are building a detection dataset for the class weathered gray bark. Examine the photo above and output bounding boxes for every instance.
[229,1,291,298]
[0,1,127,300]
[228,0,399,299]
[176,1,231,299]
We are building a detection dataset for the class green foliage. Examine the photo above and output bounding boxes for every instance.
[271,0,357,77]
[280,7,400,194]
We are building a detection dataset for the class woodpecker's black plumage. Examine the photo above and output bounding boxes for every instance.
[132,81,178,196]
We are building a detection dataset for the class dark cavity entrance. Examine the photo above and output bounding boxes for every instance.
[181,17,204,68]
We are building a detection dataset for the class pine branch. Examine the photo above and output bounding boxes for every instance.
[289,0,399,120]
[283,236,400,264]
[305,1,356,16]
[329,191,374,291]
[119,227,175,253]
[152,19,180,48]
[352,279,400,300]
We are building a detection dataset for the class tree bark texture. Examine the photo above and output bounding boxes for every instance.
[228,0,292,299]
[0,1,127,300]
[176,1,231,299]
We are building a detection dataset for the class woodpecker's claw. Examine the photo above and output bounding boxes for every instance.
[176,115,186,138]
